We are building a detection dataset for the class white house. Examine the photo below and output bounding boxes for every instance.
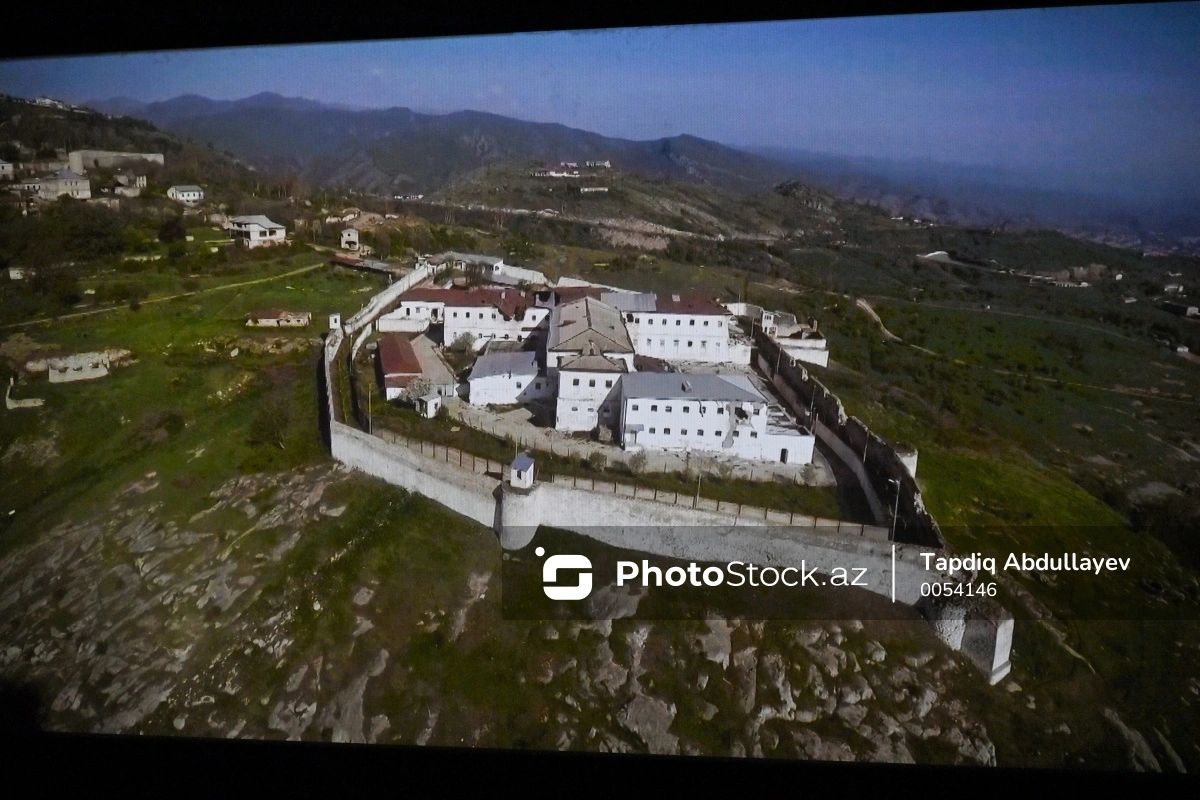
[546,297,635,373]
[376,334,423,401]
[340,228,360,251]
[167,185,204,204]
[555,349,628,433]
[382,287,551,348]
[0,161,13,180]
[426,251,548,287]
[226,215,286,248]
[47,352,113,383]
[618,373,814,464]
[607,292,748,365]
[467,348,553,406]
[762,311,829,368]
[38,169,91,200]
[246,310,311,327]
[510,454,536,490]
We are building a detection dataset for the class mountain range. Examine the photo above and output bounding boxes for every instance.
[84,93,1200,250]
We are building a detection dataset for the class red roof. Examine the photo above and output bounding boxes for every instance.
[653,293,727,316]
[398,286,531,319]
[376,334,422,378]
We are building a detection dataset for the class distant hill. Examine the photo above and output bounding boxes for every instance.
[87,95,800,196]
[750,146,1200,252]
[0,96,269,200]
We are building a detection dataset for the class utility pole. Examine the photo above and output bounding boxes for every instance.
[887,478,901,541]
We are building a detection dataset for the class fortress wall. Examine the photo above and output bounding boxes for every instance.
[498,481,948,605]
[330,420,497,528]
[752,327,944,548]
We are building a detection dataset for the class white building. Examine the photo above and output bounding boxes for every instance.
[618,373,814,464]
[555,349,628,433]
[340,228,359,251]
[467,348,553,406]
[425,251,548,287]
[606,292,748,365]
[47,352,114,383]
[38,169,91,200]
[382,287,551,348]
[0,161,13,180]
[376,334,423,401]
[546,297,635,373]
[246,310,311,327]
[762,311,829,368]
[226,215,286,248]
[167,185,204,204]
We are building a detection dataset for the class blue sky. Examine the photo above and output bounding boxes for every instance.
[2,4,1199,201]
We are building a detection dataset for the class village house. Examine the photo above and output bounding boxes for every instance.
[246,310,311,328]
[46,352,114,383]
[13,177,41,194]
[617,373,814,464]
[0,160,13,180]
[376,334,423,401]
[467,347,553,406]
[340,228,360,251]
[167,185,204,204]
[1162,301,1200,318]
[225,215,286,248]
[1165,284,1185,294]
[38,169,91,200]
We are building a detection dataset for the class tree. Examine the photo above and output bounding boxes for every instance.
[629,451,648,475]
[374,228,391,260]
[449,332,476,353]
[158,215,187,244]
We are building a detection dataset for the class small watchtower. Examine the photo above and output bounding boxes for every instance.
[510,454,535,490]
[329,313,342,331]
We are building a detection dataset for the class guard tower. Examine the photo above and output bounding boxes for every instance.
[510,454,535,490]
[329,313,342,331]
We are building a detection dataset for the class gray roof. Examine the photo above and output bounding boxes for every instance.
[601,291,656,312]
[469,350,539,381]
[512,454,535,472]
[172,185,203,193]
[229,215,284,229]
[45,169,84,181]
[546,297,632,353]
[559,353,628,373]
[620,372,764,403]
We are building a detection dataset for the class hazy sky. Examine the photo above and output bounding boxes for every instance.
[3,4,1199,201]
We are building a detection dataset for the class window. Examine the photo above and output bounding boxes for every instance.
[750,431,758,438]
[718,321,723,327]
[478,312,484,319]
[715,430,722,437]
[675,320,681,326]
[682,429,688,436]
[405,308,411,316]
[664,428,671,435]
[733,431,740,437]
[688,341,693,347]
[632,404,639,411]
[689,320,695,326]
[683,406,690,413]
[649,427,656,434]
[665,406,672,413]
[717,407,725,415]
[698,430,704,436]
[453,312,459,318]
[572,406,578,411]
[605,380,613,388]
[651,405,658,412]
[587,407,594,413]
[491,313,497,319]
[589,379,596,387]
[703,320,709,327]
[535,382,542,389]
[646,338,652,346]
[516,382,523,389]
[573,379,580,386]
[701,341,707,349]
[673,340,679,347]
[753,408,761,415]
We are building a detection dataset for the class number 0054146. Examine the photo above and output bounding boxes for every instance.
[920,582,997,598]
